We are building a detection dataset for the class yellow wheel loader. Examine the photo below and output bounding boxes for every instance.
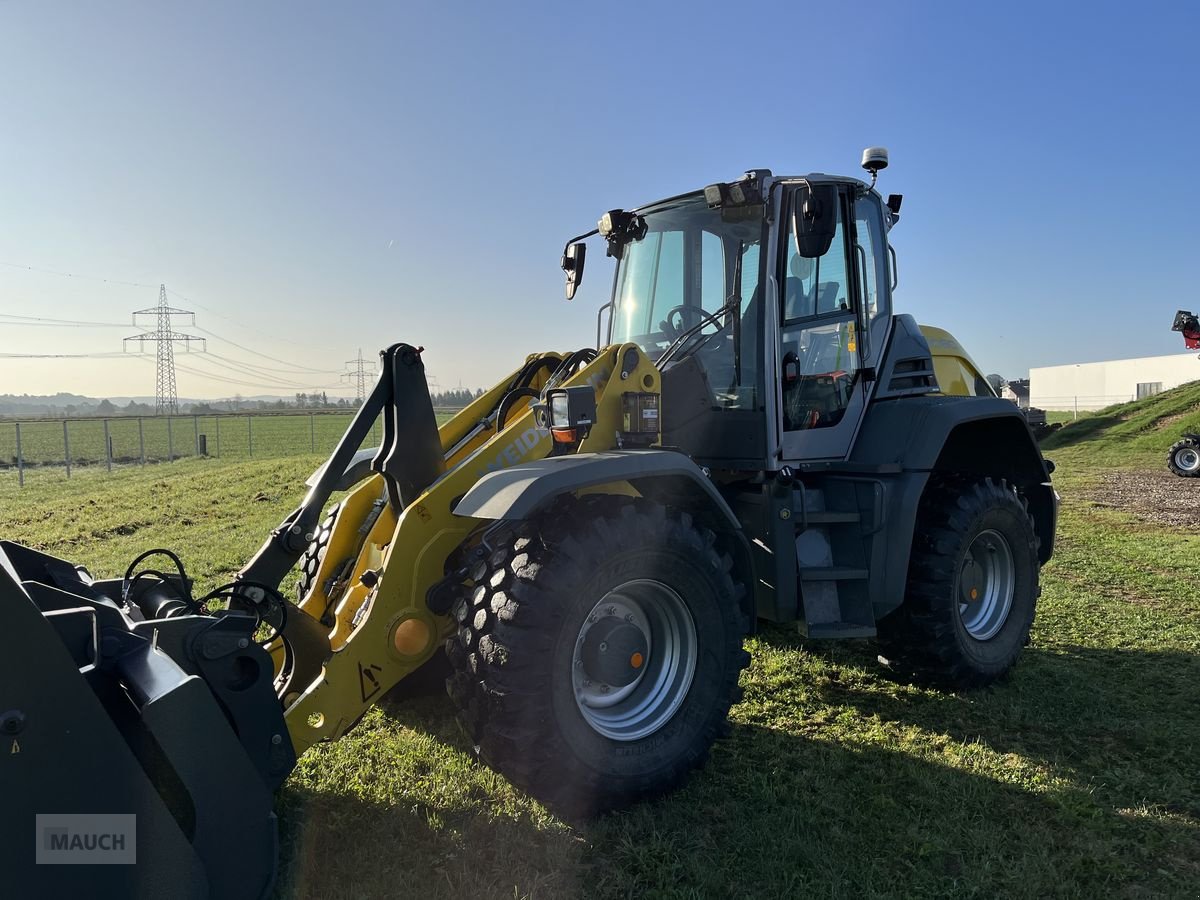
[1,151,1056,897]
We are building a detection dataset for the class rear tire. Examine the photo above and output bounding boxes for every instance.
[444,500,750,817]
[877,477,1039,688]
[1167,438,1200,477]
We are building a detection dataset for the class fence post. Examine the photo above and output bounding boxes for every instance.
[168,417,174,462]
[310,413,316,453]
[248,415,253,457]
[63,420,71,478]
[216,416,221,458]
[103,419,112,472]
[138,418,145,465]
[15,422,23,488]
[193,415,199,457]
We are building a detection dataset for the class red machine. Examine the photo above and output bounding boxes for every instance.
[1172,310,1200,349]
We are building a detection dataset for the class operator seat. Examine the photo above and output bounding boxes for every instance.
[784,253,815,320]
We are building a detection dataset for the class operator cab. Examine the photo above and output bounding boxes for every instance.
[563,153,905,469]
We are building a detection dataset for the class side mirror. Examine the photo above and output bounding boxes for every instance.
[562,242,586,300]
[792,184,839,258]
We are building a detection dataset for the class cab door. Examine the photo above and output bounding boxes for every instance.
[777,185,892,462]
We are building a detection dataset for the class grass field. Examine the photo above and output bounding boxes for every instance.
[2,385,1199,898]
[0,410,456,472]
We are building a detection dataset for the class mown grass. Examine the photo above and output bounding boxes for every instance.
[2,402,1198,897]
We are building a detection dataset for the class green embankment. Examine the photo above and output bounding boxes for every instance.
[1041,379,1200,469]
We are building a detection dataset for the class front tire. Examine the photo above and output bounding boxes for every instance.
[296,502,342,601]
[878,477,1039,688]
[1167,438,1200,477]
[444,501,750,817]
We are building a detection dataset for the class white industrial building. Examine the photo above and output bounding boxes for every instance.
[1030,353,1200,411]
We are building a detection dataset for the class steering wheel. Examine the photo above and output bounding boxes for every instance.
[661,305,707,340]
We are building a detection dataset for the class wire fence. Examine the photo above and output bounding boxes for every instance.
[0,409,460,487]
[1029,394,1149,414]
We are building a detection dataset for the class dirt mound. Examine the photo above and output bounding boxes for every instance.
[1085,468,1200,528]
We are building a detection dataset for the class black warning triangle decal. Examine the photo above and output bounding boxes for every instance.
[358,662,384,702]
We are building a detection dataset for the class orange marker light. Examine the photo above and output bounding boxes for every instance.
[630,652,644,669]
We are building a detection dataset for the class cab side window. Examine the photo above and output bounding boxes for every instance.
[783,215,850,322]
[780,190,860,431]
[853,197,890,323]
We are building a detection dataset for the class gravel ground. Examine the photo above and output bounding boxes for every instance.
[1084,467,1200,528]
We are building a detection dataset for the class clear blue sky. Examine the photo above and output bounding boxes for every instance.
[1,1,1196,399]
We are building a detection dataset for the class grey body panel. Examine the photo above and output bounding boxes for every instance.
[873,314,938,399]
[453,450,742,532]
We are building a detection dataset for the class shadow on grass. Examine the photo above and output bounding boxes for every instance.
[1040,414,1125,451]
[798,639,1200,812]
[273,639,1200,899]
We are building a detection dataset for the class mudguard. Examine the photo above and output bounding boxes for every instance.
[851,395,1057,620]
[453,449,742,533]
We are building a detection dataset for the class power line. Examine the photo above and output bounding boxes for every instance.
[0,260,156,289]
[0,351,143,359]
[168,359,345,394]
[165,287,329,354]
[187,352,324,391]
[0,312,135,328]
[193,326,339,374]
[123,284,205,414]
[0,258,330,354]
[199,349,340,376]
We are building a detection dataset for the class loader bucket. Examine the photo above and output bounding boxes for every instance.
[0,541,293,899]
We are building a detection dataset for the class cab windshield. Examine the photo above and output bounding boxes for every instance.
[610,193,764,410]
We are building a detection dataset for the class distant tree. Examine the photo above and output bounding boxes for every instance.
[95,399,118,416]
[985,374,1007,396]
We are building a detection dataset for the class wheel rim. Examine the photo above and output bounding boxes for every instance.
[571,579,697,742]
[1176,447,1200,472]
[957,529,1015,641]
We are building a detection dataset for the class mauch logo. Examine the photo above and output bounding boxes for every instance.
[36,814,136,865]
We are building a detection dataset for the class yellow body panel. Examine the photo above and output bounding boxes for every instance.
[281,345,658,753]
[920,324,991,397]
